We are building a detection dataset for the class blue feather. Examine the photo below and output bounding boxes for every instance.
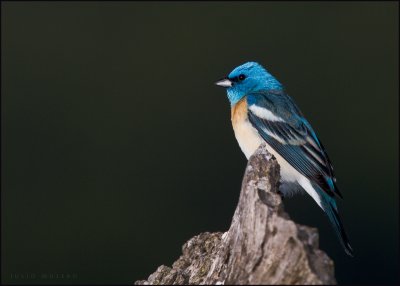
[312,182,354,256]
[247,90,341,198]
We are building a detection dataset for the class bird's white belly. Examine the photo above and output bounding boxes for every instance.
[232,118,322,207]
[233,118,296,181]
[233,118,264,159]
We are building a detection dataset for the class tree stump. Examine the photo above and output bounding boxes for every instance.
[135,143,336,285]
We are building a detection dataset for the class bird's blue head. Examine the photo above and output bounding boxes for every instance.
[215,62,283,105]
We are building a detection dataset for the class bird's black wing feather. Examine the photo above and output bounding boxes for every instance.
[247,90,342,198]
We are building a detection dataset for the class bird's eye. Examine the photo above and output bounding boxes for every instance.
[238,74,246,81]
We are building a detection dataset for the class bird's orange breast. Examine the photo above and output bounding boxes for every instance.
[231,97,264,159]
[231,98,248,124]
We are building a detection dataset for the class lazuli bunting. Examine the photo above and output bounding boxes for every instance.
[216,62,353,256]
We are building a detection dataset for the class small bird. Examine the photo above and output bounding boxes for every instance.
[215,62,353,256]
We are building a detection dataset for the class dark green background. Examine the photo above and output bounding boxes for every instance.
[1,1,398,285]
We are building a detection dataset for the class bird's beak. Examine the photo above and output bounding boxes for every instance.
[215,77,232,88]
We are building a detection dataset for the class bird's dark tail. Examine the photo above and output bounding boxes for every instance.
[318,190,354,257]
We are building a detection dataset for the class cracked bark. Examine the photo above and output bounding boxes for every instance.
[135,143,336,285]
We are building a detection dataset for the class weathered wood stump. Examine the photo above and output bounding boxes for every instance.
[135,143,336,285]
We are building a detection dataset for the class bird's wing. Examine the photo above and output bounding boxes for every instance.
[247,90,342,199]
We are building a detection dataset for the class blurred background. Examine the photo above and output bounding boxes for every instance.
[1,2,398,285]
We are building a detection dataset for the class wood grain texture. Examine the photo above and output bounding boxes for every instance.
[135,143,336,285]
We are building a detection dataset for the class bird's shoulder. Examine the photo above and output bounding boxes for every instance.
[246,89,304,127]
